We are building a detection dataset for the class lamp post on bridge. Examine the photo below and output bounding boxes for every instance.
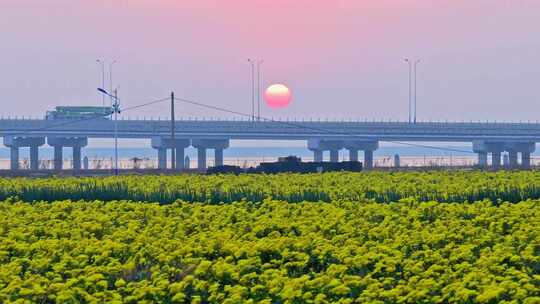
[413,59,421,124]
[171,91,176,171]
[96,59,106,107]
[404,58,412,123]
[257,59,264,121]
[248,59,255,122]
[404,58,421,124]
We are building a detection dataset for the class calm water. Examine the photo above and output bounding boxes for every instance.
[0,146,476,159]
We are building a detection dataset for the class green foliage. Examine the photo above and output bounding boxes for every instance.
[0,171,539,302]
[2,171,540,204]
[0,198,539,303]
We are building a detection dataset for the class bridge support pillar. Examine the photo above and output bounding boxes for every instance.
[311,150,323,162]
[10,146,19,170]
[308,139,344,162]
[492,151,502,169]
[508,151,518,169]
[30,145,39,170]
[53,146,63,170]
[47,137,88,171]
[505,142,535,170]
[151,137,191,171]
[522,152,531,169]
[73,146,82,171]
[344,140,379,170]
[4,136,45,171]
[197,148,206,170]
[364,150,374,169]
[329,149,339,162]
[348,149,359,162]
[192,139,230,170]
[477,152,488,168]
[215,148,224,167]
[176,148,185,170]
[157,148,167,169]
[394,154,400,168]
[473,141,505,170]
[475,141,535,170]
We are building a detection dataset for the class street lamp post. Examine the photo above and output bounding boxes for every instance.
[97,88,121,175]
[113,89,119,174]
[248,59,255,122]
[256,59,264,121]
[413,59,421,124]
[404,58,412,123]
[96,59,106,106]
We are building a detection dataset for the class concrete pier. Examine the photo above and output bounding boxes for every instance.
[192,139,230,170]
[364,150,374,169]
[492,151,502,169]
[10,146,19,170]
[47,137,88,171]
[30,146,39,170]
[53,146,63,170]
[348,149,359,162]
[344,141,379,169]
[508,151,518,168]
[197,148,207,169]
[473,141,504,169]
[312,150,323,162]
[73,146,82,171]
[308,139,343,162]
[4,136,45,170]
[151,137,191,170]
[176,148,185,170]
[329,149,339,162]
[474,141,535,170]
[506,142,536,169]
[157,148,167,169]
[477,151,488,168]
[215,148,224,167]
[522,152,531,169]
[308,139,378,168]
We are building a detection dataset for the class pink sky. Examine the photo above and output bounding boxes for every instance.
[1,0,540,121]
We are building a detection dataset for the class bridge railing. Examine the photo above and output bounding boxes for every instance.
[2,115,540,125]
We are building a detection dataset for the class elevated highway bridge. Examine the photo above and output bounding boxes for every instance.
[1,118,539,171]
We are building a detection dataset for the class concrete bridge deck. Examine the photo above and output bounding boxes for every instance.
[2,118,540,141]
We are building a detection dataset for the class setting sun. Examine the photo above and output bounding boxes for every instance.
[264,84,292,108]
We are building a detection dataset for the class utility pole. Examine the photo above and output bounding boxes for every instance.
[257,59,264,121]
[97,87,121,176]
[171,91,176,171]
[248,59,255,122]
[109,60,117,106]
[113,89,119,175]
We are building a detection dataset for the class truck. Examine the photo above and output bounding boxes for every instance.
[45,106,113,120]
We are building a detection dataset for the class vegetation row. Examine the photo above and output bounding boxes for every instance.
[0,200,539,303]
[3,171,540,204]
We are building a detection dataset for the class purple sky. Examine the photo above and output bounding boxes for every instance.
[1,0,540,122]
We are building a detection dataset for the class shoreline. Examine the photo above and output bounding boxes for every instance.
[0,155,485,170]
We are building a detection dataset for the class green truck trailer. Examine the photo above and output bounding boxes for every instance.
[45,106,113,120]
